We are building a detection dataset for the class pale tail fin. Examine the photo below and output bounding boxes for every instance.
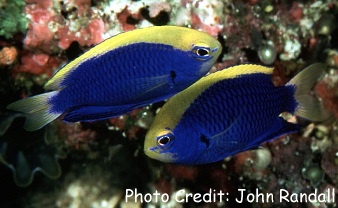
[6,91,61,131]
[286,63,330,121]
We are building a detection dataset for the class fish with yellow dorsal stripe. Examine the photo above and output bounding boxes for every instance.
[144,63,330,164]
[7,26,222,131]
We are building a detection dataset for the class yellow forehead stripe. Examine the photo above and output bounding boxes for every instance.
[205,64,273,83]
[145,64,273,148]
[157,129,173,137]
[44,26,219,90]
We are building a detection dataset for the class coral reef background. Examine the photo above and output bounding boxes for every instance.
[0,0,338,207]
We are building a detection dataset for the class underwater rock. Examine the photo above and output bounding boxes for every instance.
[232,148,272,181]
[302,164,325,187]
[315,72,338,118]
[321,146,338,185]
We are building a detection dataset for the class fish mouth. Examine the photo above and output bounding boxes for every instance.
[145,146,177,162]
[148,145,171,154]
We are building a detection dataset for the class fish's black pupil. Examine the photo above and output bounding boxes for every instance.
[197,48,209,56]
[158,136,170,145]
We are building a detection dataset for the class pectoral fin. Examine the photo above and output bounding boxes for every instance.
[126,74,175,103]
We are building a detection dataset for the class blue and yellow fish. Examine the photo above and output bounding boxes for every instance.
[7,26,221,131]
[144,63,330,164]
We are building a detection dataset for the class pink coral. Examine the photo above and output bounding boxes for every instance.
[24,3,57,53]
[32,53,49,66]
[59,122,97,150]
[190,0,223,37]
[57,18,105,50]
[117,7,142,31]
[88,19,105,45]
[289,2,303,22]
[191,13,221,37]
[13,51,63,76]
[24,23,56,52]
[25,0,53,9]
[24,0,105,53]
[148,2,171,18]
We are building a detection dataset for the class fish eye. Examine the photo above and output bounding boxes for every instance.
[158,135,171,146]
[191,44,212,61]
[156,129,175,148]
[196,48,210,56]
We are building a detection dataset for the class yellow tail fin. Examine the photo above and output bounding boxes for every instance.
[7,91,61,131]
[287,63,331,121]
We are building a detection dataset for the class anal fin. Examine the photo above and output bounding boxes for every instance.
[246,118,301,149]
[63,105,137,123]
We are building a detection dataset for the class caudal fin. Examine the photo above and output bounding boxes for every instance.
[286,63,330,121]
[6,91,61,131]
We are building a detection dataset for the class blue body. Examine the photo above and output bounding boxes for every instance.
[49,43,204,122]
[171,73,299,164]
